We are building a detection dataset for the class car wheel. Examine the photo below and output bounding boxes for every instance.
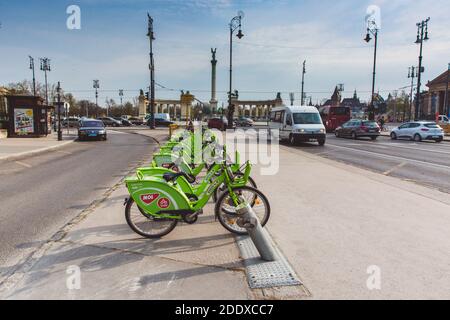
[318,139,325,146]
[351,131,357,140]
[414,133,422,142]
[335,130,340,138]
[390,132,397,140]
[371,136,377,140]
[435,138,442,143]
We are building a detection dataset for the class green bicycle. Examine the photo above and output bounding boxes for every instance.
[124,160,270,238]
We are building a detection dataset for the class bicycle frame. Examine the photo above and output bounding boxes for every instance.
[125,161,252,220]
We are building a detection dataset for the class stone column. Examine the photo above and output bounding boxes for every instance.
[209,48,218,111]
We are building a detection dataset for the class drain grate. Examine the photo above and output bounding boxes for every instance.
[236,232,302,289]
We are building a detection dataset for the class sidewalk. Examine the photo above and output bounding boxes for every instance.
[252,143,450,299]
[0,128,254,300]
[0,129,77,161]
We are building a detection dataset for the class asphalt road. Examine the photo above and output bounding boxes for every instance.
[0,131,155,278]
[287,134,450,194]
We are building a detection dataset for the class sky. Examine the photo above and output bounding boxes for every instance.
[0,0,449,106]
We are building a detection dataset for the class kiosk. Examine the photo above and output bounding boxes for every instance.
[6,95,52,138]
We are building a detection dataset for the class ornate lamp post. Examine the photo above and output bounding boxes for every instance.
[147,13,156,129]
[364,20,378,121]
[414,17,430,120]
[227,11,244,128]
[39,58,51,106]
[29,56,36,96]
[92,80,100,118]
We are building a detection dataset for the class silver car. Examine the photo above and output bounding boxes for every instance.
[390,121,444,142]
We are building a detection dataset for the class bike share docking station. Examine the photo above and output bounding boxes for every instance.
[234,203,301,289]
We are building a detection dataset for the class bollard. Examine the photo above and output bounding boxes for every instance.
[235,202,277,261]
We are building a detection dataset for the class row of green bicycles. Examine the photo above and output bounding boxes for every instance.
[124,128,271,238]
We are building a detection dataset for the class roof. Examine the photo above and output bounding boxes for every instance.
[273,105,319,112]
[427,70,450,87]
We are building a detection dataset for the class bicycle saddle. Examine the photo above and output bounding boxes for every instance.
[163,172,196,184]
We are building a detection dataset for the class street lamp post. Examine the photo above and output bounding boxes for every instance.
[119,89,124,106]
[408,66,417,121]
[56,81,62,141]
[147,13,156,130]
[93,80,100,118]
[39,58,51,106]
[28,56,36,96]
[301,60,306,105]
[364,20,378,121]
[414,17,430,120]
[227,11,244,128]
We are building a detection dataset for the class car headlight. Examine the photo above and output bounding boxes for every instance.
[98,130,106,134]
[319,129,325,133]
[79,131,86,135]
[294,129,305,133]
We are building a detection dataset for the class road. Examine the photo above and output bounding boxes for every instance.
[287,134,450,194]
[0,130,155,278]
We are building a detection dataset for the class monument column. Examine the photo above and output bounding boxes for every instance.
[210,48,218,113]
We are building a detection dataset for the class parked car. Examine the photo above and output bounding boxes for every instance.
[269,105,326,146]
[390,121,444,142]
[208,117,229,131]
[147,117,174,127]
[335,119,380,140]
[62,117,80,128]
[128,117,144,125]
[113,117,132,126]
[146,113,171,122]
[437,114,449,125]
[235,117,254,127]
[97,117,122,127]
[78,119,107,141]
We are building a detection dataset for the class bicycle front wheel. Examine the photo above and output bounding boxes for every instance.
[125,198,178,238]
[213,175,257,202]
[214,186,270,235]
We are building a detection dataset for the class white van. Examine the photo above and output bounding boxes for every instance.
[269,106,326,145]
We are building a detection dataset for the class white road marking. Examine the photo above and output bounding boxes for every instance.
[14,161,32,168]
[383,162,407,175]
[327,144,450,171]
[374,142,450,155]
[56,150,73,155]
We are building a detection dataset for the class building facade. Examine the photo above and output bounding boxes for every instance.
[422,69,450,118]
[0,87,10,138]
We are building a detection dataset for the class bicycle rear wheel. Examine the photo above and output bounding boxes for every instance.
[125,198,178,238]
[215,186,270,235]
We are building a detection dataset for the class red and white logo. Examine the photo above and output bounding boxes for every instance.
[140,193,159,205]
[157,198,170,209]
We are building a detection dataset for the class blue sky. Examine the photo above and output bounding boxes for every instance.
[0,0,449,106]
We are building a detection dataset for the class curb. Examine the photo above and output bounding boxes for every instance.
[0,139,76,162]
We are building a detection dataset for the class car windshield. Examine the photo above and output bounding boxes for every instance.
[424,123,439,128]
[81,121,104,128]
[293,113,322,124]
[362,121,378,127]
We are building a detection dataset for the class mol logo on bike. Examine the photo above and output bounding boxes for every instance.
[157,198,170,209]
[140,193,159,205]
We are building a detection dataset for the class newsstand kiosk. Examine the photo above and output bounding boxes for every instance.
[6,95,52,138]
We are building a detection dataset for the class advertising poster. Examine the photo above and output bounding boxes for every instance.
[14,108,34,134]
